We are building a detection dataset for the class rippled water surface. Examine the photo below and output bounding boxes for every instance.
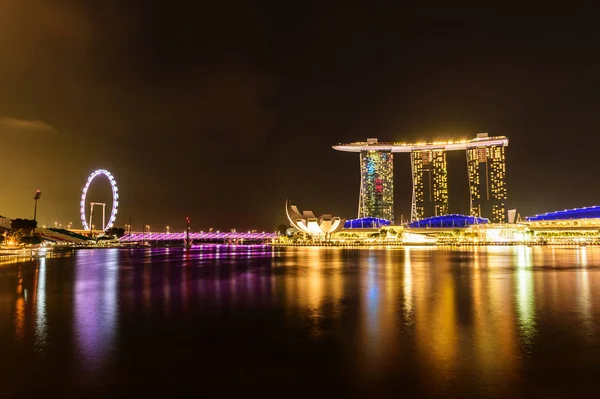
[1,245,600,397]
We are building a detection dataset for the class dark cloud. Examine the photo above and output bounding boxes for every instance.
[0,117,57,133]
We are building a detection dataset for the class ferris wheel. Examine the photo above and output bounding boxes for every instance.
[80,169,119,231]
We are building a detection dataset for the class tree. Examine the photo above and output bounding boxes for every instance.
[9,218,37,242]
[11,218,37,230]
[20,236,43,245]
[286,228,300,238]
[276,224,289,235]
[106,227,126,238]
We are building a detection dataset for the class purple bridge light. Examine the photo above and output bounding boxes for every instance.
[120,232,277,242]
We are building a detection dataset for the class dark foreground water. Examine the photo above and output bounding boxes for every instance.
[1,245,600,397]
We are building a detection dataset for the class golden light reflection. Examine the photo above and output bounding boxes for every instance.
[395,249,454,394]
[15,266,25,339]
[426,272,457,380]
[378,250,401,367]
[515,246,536,346]
[330,249,343,310]
[305,249,326,338]
[576,247,593,337]
[279,247,347,339]
[472,248,518,392]
[359,252,382,374]
[403,248,413,321]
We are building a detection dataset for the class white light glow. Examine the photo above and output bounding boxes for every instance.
[80,169,119,231]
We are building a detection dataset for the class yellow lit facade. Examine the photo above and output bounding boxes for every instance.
[410,149,449,221]
[467,145,507,223]
[359,150,394,222]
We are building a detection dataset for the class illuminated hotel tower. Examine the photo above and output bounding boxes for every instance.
[467,141,508,223]
[358,147,394,221]
[333,133,508,223]
[410,149,449,221]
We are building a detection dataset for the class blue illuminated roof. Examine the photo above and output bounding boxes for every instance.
[409,214,489,228]
[344,217,391,229]
[526,205,600,221]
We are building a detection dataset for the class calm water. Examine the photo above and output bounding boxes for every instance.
[1,245,600,397]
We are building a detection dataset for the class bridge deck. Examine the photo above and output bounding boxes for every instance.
[120,232,277,242]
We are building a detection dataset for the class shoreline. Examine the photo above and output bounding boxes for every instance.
[270,241,593,247]
[1,241,595,257]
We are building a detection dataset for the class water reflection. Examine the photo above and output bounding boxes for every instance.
[403,248,413,322]
[576,247,593,337]
[515,246,536,347]
[1,246,600,396]
[13,265,25,339]
[414,249,459,392]
[74,249,119,371]
[35,257,47,349]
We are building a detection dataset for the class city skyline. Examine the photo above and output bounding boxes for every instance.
[2,4,600,230]
[3,4,600,397]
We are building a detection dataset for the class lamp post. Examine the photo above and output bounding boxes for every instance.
[166,226,170,234]
[33,190,42,222]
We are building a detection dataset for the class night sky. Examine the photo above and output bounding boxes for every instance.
[1,2,599,231]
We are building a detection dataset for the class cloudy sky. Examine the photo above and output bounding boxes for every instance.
[1,1,599,230]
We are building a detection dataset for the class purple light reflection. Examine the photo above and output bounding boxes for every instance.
[74,249,119,372]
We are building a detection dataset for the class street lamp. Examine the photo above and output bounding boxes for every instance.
[166,226,170,234]
[146,225,150,233]
[33,190,42,222]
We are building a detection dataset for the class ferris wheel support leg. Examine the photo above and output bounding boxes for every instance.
[89,203,94,232]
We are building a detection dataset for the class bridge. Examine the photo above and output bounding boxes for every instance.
[119,231,277,243]
[37,228,93,244]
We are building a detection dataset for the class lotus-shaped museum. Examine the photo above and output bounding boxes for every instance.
[285,201,345,239]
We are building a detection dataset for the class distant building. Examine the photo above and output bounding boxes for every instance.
[408,214,489,228]
[285,201,345,239]
[410,149,449,221]
[333,133,508,224]
[526,205,600,221]
[358,142,394,222]
[344,217,391,229]
[467,134,507,223]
